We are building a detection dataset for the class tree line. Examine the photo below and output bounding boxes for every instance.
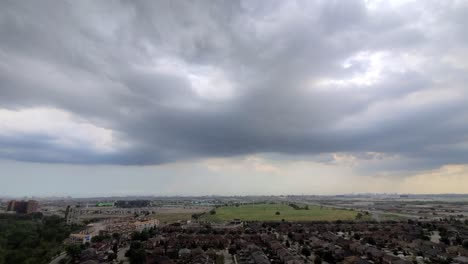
[0,213,81,264]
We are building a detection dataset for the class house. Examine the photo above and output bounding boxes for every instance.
[382,254,401,264]
[343,256,371,264]
[179,248,191,258]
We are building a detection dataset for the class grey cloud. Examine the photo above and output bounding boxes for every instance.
[0,0,467,173]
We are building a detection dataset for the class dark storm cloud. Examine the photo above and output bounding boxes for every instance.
[1,0,467,172]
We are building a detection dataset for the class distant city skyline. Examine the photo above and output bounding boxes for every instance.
[1,0,468,195]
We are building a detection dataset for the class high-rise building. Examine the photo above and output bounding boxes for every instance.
[65,205,81,225]
[6,200,16,211]
[7,200,39,214]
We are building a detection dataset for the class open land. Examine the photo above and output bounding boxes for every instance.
[199,203,359,222]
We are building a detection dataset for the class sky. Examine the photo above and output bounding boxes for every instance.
[1,0,468,197]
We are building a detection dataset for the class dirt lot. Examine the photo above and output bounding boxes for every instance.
[150,206,211,223]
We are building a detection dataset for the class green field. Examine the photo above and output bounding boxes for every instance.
[198,203,359,222]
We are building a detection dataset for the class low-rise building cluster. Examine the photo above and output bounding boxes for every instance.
[68,217,160,244]
[69,218,468,264]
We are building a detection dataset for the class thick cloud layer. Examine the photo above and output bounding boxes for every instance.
[1,0,467,172]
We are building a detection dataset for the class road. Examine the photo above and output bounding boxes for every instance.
[117,245,130,264]
[221,250,233,264]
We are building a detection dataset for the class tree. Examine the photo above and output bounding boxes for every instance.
[126,241,146,264]
[66,244,83,260]
[440,236,450,245]
[113,244,119,254]
[364,237,376,245]
[140,230,150,241]
[322,251,335,263]
[131,230,149,241]
[216,254,225,264]
[228,247,237,255]
[0,213,82,264]
[301,248,311,257]
[355,213,363,220]
[91,234,110,243]
[108,253,117,261]
[463,240,468,249]
[112,232,121,241]
[275,211,281,215]
[4,251,27,264]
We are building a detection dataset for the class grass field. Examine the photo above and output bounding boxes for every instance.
[198,203,359,222]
